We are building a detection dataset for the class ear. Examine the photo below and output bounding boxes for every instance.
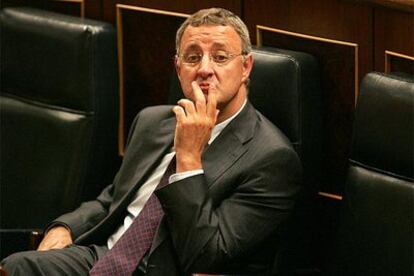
[174,56,181,81]
[241,53,254,84]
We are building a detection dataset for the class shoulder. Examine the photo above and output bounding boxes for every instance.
[124,105,174,147]
[129,105,174,130]
[244,109,301,171]
[245,111,302,187]
[137,105,174,121]
[229,101,297,161]
[252,109,294,152]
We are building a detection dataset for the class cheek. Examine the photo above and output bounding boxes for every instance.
[180,69,194,82]
[219,67,243,86]
[178,70,195,96]
[182,68,198,81]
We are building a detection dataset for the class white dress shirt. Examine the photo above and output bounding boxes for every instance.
[107,100,247,248]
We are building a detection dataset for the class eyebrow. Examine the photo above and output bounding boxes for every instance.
[182,42,231,53]
[211,42,228,50]
[182,44,202,53]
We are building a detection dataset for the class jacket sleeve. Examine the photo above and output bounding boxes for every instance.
[51,180,116,240]
[51,111,143,239]
[155,146,301,273]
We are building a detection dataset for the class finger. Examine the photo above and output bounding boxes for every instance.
[172,105,186,122]
[191,81,206,103]
[177,99,196,116]
[37,241,52,251]
[191,81,206,113]
[206,86,218,119]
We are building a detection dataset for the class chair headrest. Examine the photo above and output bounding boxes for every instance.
[351,72,414,180]
[248,47,321,148]
[0,7,117,111]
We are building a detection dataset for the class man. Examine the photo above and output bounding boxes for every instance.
[2,7,301,275]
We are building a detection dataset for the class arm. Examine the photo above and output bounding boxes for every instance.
[38,111,144,249]
[166,82,301,272]
[157,146,301,272]
[37,182,115,250]
[51,183,116,239]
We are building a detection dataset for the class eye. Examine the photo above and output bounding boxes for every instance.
[183,53,202,64]
[212,52,230,64]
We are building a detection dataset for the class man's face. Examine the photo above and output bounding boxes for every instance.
[175,25,253,120]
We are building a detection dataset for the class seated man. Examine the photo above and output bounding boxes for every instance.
[2,7,301,276]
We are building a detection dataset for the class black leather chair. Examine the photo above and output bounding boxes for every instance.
[331,72,414,276]
[169,46,322,275]
[0,7,120,258]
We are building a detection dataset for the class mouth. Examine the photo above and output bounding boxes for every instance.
[198,82,210,94]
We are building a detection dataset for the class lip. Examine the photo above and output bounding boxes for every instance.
[198,83,210,94]
[198,83,210,89]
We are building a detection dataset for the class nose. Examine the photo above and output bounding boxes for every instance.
[197,54,214,78]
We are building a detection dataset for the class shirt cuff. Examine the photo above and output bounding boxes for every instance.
[169,169,204,183]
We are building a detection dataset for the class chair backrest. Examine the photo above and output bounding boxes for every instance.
[332,72,414,275]
[169,46,323,274]
[0,7,120,229]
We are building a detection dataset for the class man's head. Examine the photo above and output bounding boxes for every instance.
[175,8,254,121]
[175,8,252,56]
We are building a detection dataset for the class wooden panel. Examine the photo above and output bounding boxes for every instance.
[356,0,414,12]
[385,51,414,75]
[244,0,373,81]
[374,7,414,72]
[48,0,84,17]
[104,0,241,25]
[116,5,188,154]
[257,26,358,195]
[84,0,102,20]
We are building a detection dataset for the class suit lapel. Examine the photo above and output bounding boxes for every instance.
[203,102,257,187]
[127,116,176,191]
[112,116,176,212]
[76,112,176,244]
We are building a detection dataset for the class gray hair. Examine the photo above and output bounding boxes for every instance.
[175,8,252,55]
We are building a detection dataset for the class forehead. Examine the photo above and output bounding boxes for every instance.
[180,25,242,51]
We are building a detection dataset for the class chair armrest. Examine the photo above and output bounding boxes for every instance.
[0,266,8,276]
[29,230,44,250]
[0,229,43,259]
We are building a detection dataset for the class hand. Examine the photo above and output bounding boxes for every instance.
[37,226,73,251]
[172,81,219,173]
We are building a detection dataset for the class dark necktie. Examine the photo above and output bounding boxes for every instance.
[89,156,176,276]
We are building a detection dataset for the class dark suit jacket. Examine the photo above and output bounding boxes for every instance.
[55,101,301,275]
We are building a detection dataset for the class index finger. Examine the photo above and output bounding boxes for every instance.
[191,81,206,103]
[206,86,218,119]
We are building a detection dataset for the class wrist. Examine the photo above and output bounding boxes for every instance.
[175,153,202,173]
